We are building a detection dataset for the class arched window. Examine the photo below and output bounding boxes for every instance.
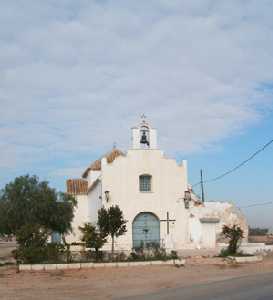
[139,174,152,192]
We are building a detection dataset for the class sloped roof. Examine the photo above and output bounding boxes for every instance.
[88,178,100,193]
[66,179,88,195]
[82,148,125,178]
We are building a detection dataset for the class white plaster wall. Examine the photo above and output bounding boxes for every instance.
[188,215,202,247]
[87,170,101,186]
[149,129,157,149]
[100,149,189,251]
[203,202,249,241]
[89,181,102,224]
[201,223,217,248]
[239,243,273,254]
[66,194,89,244]
[189,201,249,248]
[131,128,140,149]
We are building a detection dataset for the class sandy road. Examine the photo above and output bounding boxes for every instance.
[0,256,273,300]
[120,272,273,300]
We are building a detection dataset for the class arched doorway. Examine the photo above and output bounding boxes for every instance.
[132,212,160,249]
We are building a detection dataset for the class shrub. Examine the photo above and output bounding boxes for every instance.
[128,251,145,261]
[222,225,244,255]
[0,175,76,264]
[98,205,127,258]
[128,246,176,262]
[79,223,107,262]
[219,248,230,257]
[45,243,66,263]
[114,252,127,262]
[170,250,178,260]
[153,247,168,261]
[13,224,48,264]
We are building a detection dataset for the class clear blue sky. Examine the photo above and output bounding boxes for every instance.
[1,1,273,229]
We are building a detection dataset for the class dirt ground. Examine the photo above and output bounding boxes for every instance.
[248,235,273,244]
[1,254,273,300]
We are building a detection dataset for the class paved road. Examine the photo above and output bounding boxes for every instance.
[119,272,273,300]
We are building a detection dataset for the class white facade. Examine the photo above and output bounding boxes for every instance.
[66,118,248,251]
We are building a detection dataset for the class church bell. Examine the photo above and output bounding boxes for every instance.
[140,131,149,146]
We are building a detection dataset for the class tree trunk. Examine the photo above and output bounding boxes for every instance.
[111,235,114,260]
[95,248,99,262]
[62,236,71,263]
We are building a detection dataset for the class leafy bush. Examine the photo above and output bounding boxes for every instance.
[0,175,76,264]
[128,246,177,262]
[153,247,168,261]
[12,225,68,264]
[45,243,66,263]
[170,250,178,260]
[13,224,48,264]
[113,252,127,262]
[79,223,106,261]
[98,205,127,257]
[128,251,145,261]
[222,225,244,255]
[219,248,230,257]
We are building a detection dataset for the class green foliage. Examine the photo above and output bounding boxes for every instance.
[97,206,109,236]
[153,247,168,261]
[128,247,176,262]
[128,251,145,261]
[45,243,66,263]
[222,224,244,255]
[79,223,106,261]
[97,205,127,256]
[13,224,48,264]
[170,250,178,260]
[14,225,66,264]
[113,252,127,262]
[0,201,9,239]
[0,175,76,236]
[219,248,230,257]
[0,175,76,263]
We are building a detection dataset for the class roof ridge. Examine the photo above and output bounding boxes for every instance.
[82,148,125,178]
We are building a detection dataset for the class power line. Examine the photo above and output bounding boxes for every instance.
[192,138,273,187]
[239,201,273,209]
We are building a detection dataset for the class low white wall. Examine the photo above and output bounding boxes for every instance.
[227,256,263,263]
[19,259,185,271]
[239,243,273,255]
[218,242,273,255]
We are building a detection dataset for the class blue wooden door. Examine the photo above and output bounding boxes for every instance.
[132,212,160,249]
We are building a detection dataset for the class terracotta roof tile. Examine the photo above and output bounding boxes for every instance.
[82,148,125,178]
[66,179,88,195]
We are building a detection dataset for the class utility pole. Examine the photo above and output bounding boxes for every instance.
[200,169,205,203]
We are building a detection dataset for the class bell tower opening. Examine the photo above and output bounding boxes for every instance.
[131,115,157,150]
[140,122,150,148]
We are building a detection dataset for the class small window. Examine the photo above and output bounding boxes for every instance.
[139,175,152,192]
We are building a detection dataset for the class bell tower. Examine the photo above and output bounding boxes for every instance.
[131,115,158,149]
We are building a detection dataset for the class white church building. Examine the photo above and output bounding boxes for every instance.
[66,118,248,251]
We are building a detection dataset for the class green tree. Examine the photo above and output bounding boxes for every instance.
[0,175,76,263]
[14,224,49,263]
[79,223,106,261]
[222,224,244,255]
[98,205,127,257]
